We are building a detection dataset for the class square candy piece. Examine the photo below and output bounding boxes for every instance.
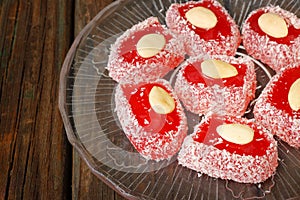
[254,66,300,148]
[166,0,241,57]
[174,55,256,116]
[107,17,185,83]
[242,6,300,72]
[178,115,278,183]
[115,79,188,161]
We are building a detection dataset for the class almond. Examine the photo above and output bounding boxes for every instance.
[288,78,300,111]
[258,12,288,38]
[216,123,254,145]
[185,6,217,29]
[136,33,166,58]
[201,59,238,79]
[149,86,175,114]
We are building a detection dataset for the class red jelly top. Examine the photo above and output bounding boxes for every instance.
[183,60,247,87]
[122,83,181,135]
[268,67,300,117]
[119,22,172,65]
[193,116,271,156]
[178,0,232,41]
[247,9,300,45]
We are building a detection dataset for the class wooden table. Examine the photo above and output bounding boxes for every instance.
[0,0,125,199]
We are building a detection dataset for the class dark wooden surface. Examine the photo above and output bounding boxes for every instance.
[0,0,125,199]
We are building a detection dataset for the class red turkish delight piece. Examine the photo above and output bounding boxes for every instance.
[166,0,241,57]
[254,66,300,148]
[115,79,188,161]
[174,55,256,116]
[107,17,185,83]
[242,6,300,72]
[178,115,278,183]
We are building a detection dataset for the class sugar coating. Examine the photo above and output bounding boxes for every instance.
[254,67,300,148]
[242,6,300,73]
[165,0,241,57]
[115,79,188,161]
[107,17,185,84]
[178,115,278,184]
[174,55,256,116]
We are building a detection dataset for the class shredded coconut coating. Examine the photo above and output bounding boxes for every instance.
[178,116,278,184]
[174,55,256,116]
[107,17,185,83]
[165,0,241,57]
[115,79,188,161]
[242,6,300,73]
[254,67,300,148]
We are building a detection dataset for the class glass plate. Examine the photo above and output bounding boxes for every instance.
[59,0,300,199]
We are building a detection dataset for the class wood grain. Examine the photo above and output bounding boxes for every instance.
[0,0,73,199]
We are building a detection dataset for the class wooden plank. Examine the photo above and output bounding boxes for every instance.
[72,0,125,199]
[0,0,73,199]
